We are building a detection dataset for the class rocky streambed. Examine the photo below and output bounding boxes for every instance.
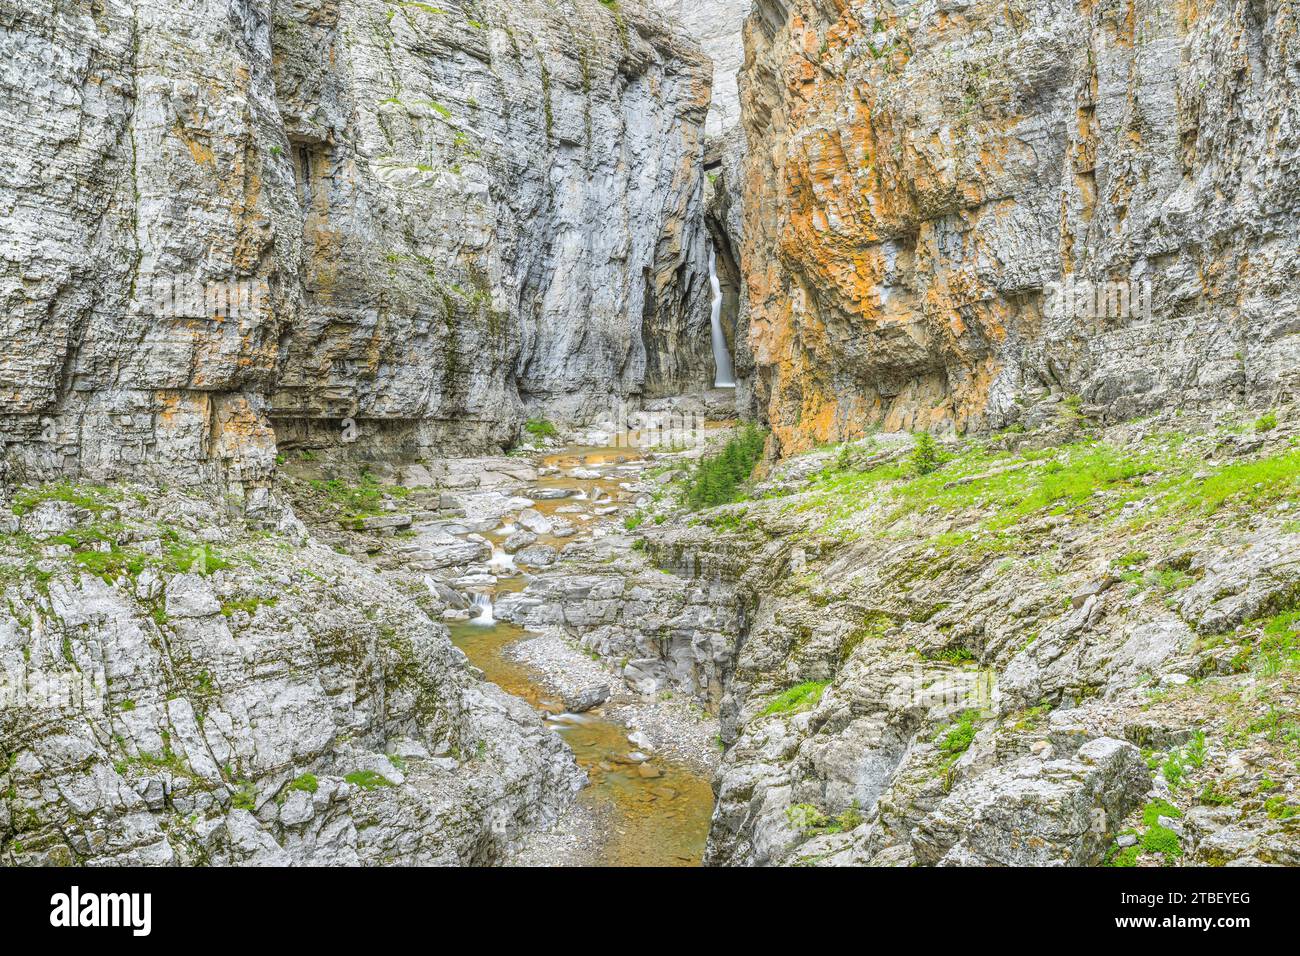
[442,443,722,866]
[276,406,734,866]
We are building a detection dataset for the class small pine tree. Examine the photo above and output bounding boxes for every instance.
[685,423,768,510]
[911,431,941,476]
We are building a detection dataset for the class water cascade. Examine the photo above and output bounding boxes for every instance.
[471,591,495,626]
[708,244,735,388]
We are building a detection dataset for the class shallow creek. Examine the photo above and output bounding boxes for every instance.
[449,443,715,866]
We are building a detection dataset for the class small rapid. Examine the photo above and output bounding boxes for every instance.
[447,441,715,866]
[469,591,495,626]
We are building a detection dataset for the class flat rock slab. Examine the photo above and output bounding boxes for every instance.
[564,683,612,713]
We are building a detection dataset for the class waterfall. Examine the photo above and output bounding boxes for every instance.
[470,592,494,626]
[709,244,736,388]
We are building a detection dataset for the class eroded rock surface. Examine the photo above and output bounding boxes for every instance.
[740,0,1300,451]
[0,487,582,864]
[610,409,1300,867]
[1,0,714,489]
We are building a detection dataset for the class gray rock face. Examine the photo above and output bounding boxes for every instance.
[911,738,1150,867]
[0,489,582,865]
[1,0,714,489]
[513,544,558,568]
[739,0,1300,449]
[500,531,754,707]
[598,413,1300,867]
[647,0,749,136]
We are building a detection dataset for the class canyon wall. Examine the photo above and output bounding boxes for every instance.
[0,0,714,496]
[740,0,1300,453]
[649,0,751,136]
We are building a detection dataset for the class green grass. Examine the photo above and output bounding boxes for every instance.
[934,709,981,761]
[759,680,828,717]
[1255,411,1278,432]
[1264,796,1298,820]
[72,547,148,582]
[161,543,231,576]
[685,424,768,510]
[10,482,122,517]
[231,782,257,811]
[288,773,318,794]
[787,432,1300,549]
[221,596,278,618]
[308,472,409,518]
[1253,606,1300,675]
[524,417,557,441]
[1173,446,1300,513]
[344,770,394,790]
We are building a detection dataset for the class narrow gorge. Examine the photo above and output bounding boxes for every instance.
[1,0,1298,870]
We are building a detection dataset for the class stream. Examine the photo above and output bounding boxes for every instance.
[448,443,716,866]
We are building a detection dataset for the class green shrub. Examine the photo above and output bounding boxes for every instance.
[785,803,828,832]
[934,709,980,760]
[831,803,864,833]
[231,782,257,811]
[1197,782,1233,806]
[685,424,767,510]
[910,432,941,476]
[1255,411,1278,432]
[785,802,863,835]
[307,471,407,519]
[524,417,557,440]
[1141,824,1183,862]
[288,773,318,795]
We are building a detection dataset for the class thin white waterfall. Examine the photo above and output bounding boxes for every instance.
[470,592,495,626]
[709,244,736,388]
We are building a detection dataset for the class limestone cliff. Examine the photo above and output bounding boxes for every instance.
[740,0,1300,453]
[0,0,714,493]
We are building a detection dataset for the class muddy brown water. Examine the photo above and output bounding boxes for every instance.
[449,442,715,866]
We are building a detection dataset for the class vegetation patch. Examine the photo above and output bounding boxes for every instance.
[308,472,410,519]
[933,709,981,763]
[524,418,557,441]
[785,801,864,836]
[221,596,278,618]
[10,482,123,517]
[759,680,828,717]
[230,782,257,811]
[344,770,394,790]
[685,424,767,510]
